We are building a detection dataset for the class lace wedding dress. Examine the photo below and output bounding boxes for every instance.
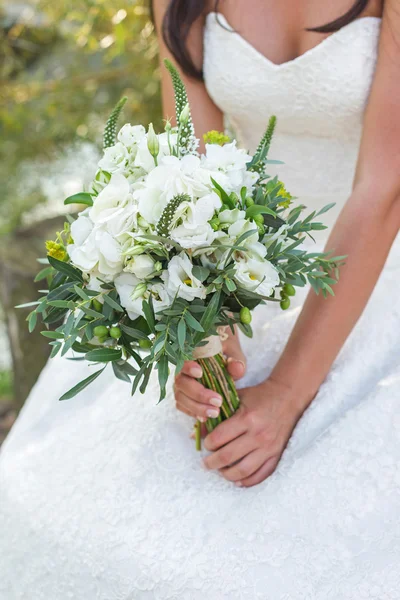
[2,13,400,600]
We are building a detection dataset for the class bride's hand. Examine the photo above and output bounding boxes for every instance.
[202,378,306,488]
[173,329,246,424]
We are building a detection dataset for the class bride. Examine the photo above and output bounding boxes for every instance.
[1,0,400,597]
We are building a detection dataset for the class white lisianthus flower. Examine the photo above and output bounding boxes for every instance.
[234,257,280,296]
[115,273,172,319]
[115,272,142,320]
[124,254,155,279]
[68,217,123,278]
[90,173,130,223]
[170,192,221,249]
[134,155,212,225]
[117,124,146,149]
[219,208,246,225]
[202,141,257,194]
[228,218,267,260]
[162,252,206,301]
[98,142,130,174]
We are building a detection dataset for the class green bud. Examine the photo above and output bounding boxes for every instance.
[109,326,122,340]
[164,119,172,132]
[147,123,160,159]
[283,283,296,297]
[253,214,264,226]
[240,307,252,325]
[92,299,103,313]
[124,245,145,257]
[280,298,291,310]
[154,261,163,272]
[94,325,109,338]
[229,192,239,205]
[139,338,152,350]
[138,216,149,229]
[98,335,109,344]
[246,196,255,207]
[257,224,265,237]
[131,282,147,301]
[210,216,220,231]
[179,102,190,125]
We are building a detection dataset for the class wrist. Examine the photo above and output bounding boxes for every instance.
[260,371,318,417]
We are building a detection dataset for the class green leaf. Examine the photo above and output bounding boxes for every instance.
[120,324,149,340]
[177,318,186,350]
[184,312,204,332]
[157,355,169,401]
[64,192,93,206]
[199,290,221,334]
[27,311,37,333]
[41,330,64,339]
[210,177,234,207]
[140,363,153,394]
[34,266,54,282]
[15,301,41,309]
[85,348,122,363]
[112,361,132,383]
[103,294,124,313]
[47,256,84,282]
[59,367,106,401]
[50,342,62,358]
[192,266,210,282]
[73,285,90,301]
[142,297,156,333]
[246,205,277,219]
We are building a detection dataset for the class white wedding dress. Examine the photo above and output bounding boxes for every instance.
[2,13,400,600]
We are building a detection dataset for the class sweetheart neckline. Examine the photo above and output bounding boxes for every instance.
[206,12,381,70]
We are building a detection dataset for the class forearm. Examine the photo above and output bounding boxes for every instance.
[269,181,400,409]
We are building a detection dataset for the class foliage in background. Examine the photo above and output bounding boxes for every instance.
[0,0,161,233]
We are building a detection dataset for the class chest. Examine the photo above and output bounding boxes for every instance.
[218,0,383,66]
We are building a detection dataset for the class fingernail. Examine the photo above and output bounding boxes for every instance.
[209,397,222,408]
[227,357,245,369]
[206,408,219,419]
[235,481,243,487]
[190,367,203,378]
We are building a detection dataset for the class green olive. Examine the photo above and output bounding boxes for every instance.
[92,299,103,312]
[93,325,109,338]
[246,196,255,207]
[109,326,122,340]
[280,298,291,310]
[139,338,152,350]
[283,283,296,297]
[240,306,252,325]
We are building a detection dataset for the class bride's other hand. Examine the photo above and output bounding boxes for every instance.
[202,379,308,487]
[173,328,246,423]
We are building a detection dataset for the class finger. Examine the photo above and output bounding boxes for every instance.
[219,448,267,482]
[204,412,247,452]
[175,392,221,421]
[174,375,222,408]
[236,455,279,488]
[203,433,255,471]
[180,361,203,379]
[226,357,246,380]
[190,423,208,439]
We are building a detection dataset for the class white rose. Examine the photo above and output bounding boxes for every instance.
[98,142,130,174]
[124,254,155,279]
[202,141,257,194]
[117,124,146,149]
[68,222,123,278]
[234,257,280,296]
[162,253,206,301]
[90,173,130,223]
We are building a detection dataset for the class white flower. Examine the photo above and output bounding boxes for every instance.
[124,254,155,279]
[115,273,171,319]
[170,193,221,249]
[202,141,257,194]
[234,257,280,296]
[219,208,246,225]
[90,173,130,223]
[68,217,123,278]
[134,131,178,173]
[134,155,212,225]
[117,124,146,149]
[162,252,206,301]
[98,142,130,174]
[115,272,142,320]
[228,219,267,259]
[263,224,291,249]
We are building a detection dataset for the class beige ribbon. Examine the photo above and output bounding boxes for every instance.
[192,326,228,359]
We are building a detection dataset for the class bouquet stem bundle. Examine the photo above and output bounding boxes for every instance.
[193,335,240,450]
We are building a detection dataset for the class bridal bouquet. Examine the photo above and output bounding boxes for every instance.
[23,60,343,450]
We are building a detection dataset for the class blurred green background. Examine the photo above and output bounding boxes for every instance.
[0,0,161,439]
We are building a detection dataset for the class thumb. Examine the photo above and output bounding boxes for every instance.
[226,356,246,380]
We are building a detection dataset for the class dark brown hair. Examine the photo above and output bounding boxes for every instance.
[157,0,370,79]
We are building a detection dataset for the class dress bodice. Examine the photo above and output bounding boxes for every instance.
[204,13,381,236]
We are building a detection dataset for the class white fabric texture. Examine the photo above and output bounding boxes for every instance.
[2,13,400,600]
